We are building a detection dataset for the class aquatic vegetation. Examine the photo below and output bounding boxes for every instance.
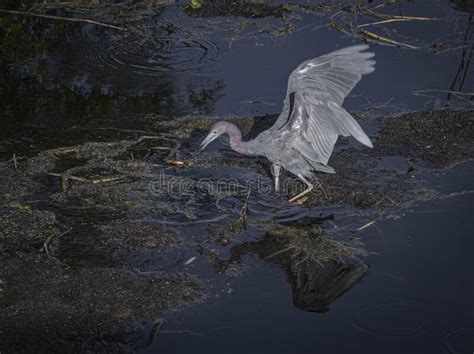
[0,0,473,352]
[374,109,474,168]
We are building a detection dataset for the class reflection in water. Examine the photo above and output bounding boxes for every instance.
[0,11,225,158]
[88,34,224,74]
[287,256,367,313]
[414,12,473,108]
[447,14,473,102]
[220,230,368,313]
[450,0,474,13]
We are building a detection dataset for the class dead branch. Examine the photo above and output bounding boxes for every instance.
[358,17,437,28]
[354,220,377,232]
[47,173,125,185]
[0,9,127,31]
[412,89,474,97]
[264,246,296,261]
[359,29,417,49]
[137,136,161,143]
[236,189,251,229]
[362,7,434,21]
[90,176,125,184]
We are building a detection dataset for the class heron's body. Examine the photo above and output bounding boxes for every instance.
[200,45,376,201]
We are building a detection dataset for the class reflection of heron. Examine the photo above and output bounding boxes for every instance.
[220,230,368,313]
[200,45,375,201]
[289,256,367,313]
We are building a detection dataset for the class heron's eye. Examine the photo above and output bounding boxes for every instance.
[212,131,217,135]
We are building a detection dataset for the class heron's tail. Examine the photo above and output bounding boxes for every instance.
[330,104,373,148]
[307,160,336,174]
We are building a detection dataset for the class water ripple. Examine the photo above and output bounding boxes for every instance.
[353,301,426,337]
[248,193,309,223]
[444,328,474,354]
[82,34,224,75]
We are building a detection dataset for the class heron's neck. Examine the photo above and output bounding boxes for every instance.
[226,123,252,155]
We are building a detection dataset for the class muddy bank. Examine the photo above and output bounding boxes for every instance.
[0,170,202,352]
[373,109,474,168]
[0,254,200,353]
[185,0,290,18]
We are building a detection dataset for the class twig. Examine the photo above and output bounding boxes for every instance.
[47,172,89,183]
[47,173,125,185]
[369,2,392,11]
[0,9,127,31]
[137,136,161,143]
[295,196,309,205]
[358,17,436,28]
[354,220,377,232]
[412,89,474,97]
[293,255,309,267]
[166,160,185,167]
[362,7,435,21]
[151,146,172,151]
[12,153,17,169]
[264,246,296,261]
[236,189,251,229]
[51,147,78,156]
[91,176,125,184]
[330,20,351,35]
[359,29,417,49]
[184,256,196,266]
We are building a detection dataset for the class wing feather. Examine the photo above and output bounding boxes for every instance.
[273,44,375,131]
[269,45,375,170]
[288,92,373,166]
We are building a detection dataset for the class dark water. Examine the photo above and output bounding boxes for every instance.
[140,163,474,354]
[1,0,473,157]
[1,0,473,353]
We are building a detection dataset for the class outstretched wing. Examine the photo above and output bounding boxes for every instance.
[288,92,372,166]
[271,45,375,167]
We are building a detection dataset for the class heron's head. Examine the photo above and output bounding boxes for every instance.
[199,121,229,151]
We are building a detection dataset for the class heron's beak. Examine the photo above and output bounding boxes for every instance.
[199,133,218,152]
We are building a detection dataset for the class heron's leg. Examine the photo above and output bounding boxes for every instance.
[271,164,282,194]
[289,174,313,202]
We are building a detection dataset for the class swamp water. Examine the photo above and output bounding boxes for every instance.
[0,1,473,353]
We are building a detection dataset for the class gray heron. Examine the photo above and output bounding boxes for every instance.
[200,45,375,202]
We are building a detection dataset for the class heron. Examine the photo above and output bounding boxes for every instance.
[200,45,375,202]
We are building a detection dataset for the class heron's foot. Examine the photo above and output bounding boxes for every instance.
[295,196,309,205]
[289,174,314,203]
[289,185,313,202]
